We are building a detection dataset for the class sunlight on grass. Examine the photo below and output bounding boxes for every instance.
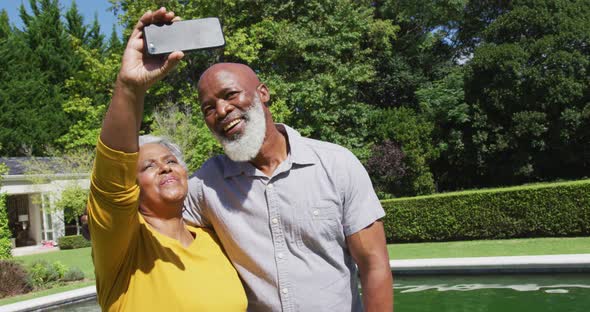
[388,237,590,259]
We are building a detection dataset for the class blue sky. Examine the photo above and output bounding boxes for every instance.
[0,0,122,37]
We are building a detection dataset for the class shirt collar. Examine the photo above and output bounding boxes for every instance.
[280,124,317,166]
[221,124,317,178]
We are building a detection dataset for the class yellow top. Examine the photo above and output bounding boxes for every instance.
[87,139,247,311]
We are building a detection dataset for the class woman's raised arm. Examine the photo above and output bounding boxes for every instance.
[100,7,184,152]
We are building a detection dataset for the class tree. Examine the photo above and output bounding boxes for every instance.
[0,32,69,156]
[0,9,11,39]
[19,0,80,84]
[246,0,396,157]
[106,25,123,55]
[416,67,471,190]
[150,106,222,172]
[110,0,397,159]
[65,0,86,41]
[87,13,105,52]
[463,0,590,186]
[366,0,465,109]
[369,107,438,196]
[457,0,513,54]
[53,185,88,235]
[0,0,90,156]
[58,38,120,150]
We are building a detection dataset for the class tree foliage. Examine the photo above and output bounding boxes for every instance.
[368,0,464,109]
[370,107,438,195]
[462,0,590,186]
[112,0,397,158]
[150,106,222,172]
[416,67,470,190]
[0,0,87,156]
[54,185,88,224]
[366,140,406,198]
[58,38,120,150]
[0,0,588,198]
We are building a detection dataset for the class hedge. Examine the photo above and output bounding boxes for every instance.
[58,235,91,249]
[382,179,590,243]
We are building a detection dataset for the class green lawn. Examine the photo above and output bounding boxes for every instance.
[388,236,590,259]
[0,247,95,307]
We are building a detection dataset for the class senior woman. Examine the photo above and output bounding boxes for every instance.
[87,8,246,311]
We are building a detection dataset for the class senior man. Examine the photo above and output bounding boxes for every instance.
[184,62,393,311]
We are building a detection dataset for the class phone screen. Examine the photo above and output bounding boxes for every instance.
[143,18,225,55]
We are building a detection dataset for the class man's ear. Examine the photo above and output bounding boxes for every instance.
[257,83,271,106]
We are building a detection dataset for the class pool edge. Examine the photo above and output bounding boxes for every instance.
[391,254,590,275]
[0,286,96,312]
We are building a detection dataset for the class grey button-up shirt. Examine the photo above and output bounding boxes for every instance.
[184,124,385,312]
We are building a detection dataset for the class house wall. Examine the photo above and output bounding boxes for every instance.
[1,175,89,245]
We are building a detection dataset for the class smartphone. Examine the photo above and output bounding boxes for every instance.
[143,18,225,55]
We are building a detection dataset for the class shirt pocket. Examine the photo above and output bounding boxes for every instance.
[294,204,343,253]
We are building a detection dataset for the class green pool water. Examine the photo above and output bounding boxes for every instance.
[49,273,590,311]
[394,273,590,312]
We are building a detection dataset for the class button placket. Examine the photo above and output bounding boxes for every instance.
[266,180,292,311]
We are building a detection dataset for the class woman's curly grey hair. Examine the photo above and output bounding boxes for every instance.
[138,135,187,170]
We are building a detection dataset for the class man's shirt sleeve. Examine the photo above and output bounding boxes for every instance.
[340,150,385,237]
[183,176,211,227]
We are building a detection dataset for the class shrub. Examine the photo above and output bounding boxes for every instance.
[52,261,68,279]
[0,193,11,260]
[62,266,85,282]
[366,140,406,197]
[58,235,91,249]
[0,163,12,259]
[0,260,32,298]
[27,260,66,288]
[382,179,590,243]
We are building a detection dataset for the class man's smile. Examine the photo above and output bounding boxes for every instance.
[223,118,243,132]
[220,116,247,138]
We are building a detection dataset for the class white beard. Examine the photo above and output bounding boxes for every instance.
[214,95,266,162]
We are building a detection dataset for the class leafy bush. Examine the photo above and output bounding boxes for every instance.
[369,107,438,197]
[27,260,66,288]
[0,260,32,298]
[0,193,11,260]
[383,180,590,243]
[52,261,68,279]
[0,163,12,259]
[58,235,91,249]
[62,266,85,282]
[366,140,406,197]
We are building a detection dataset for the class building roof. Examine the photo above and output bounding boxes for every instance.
[0,157,66,175]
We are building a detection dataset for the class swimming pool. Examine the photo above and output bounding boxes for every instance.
[394,273,590,311]
[47,273,590,311]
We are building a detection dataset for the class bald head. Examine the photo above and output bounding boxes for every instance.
[197,63,260,95]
